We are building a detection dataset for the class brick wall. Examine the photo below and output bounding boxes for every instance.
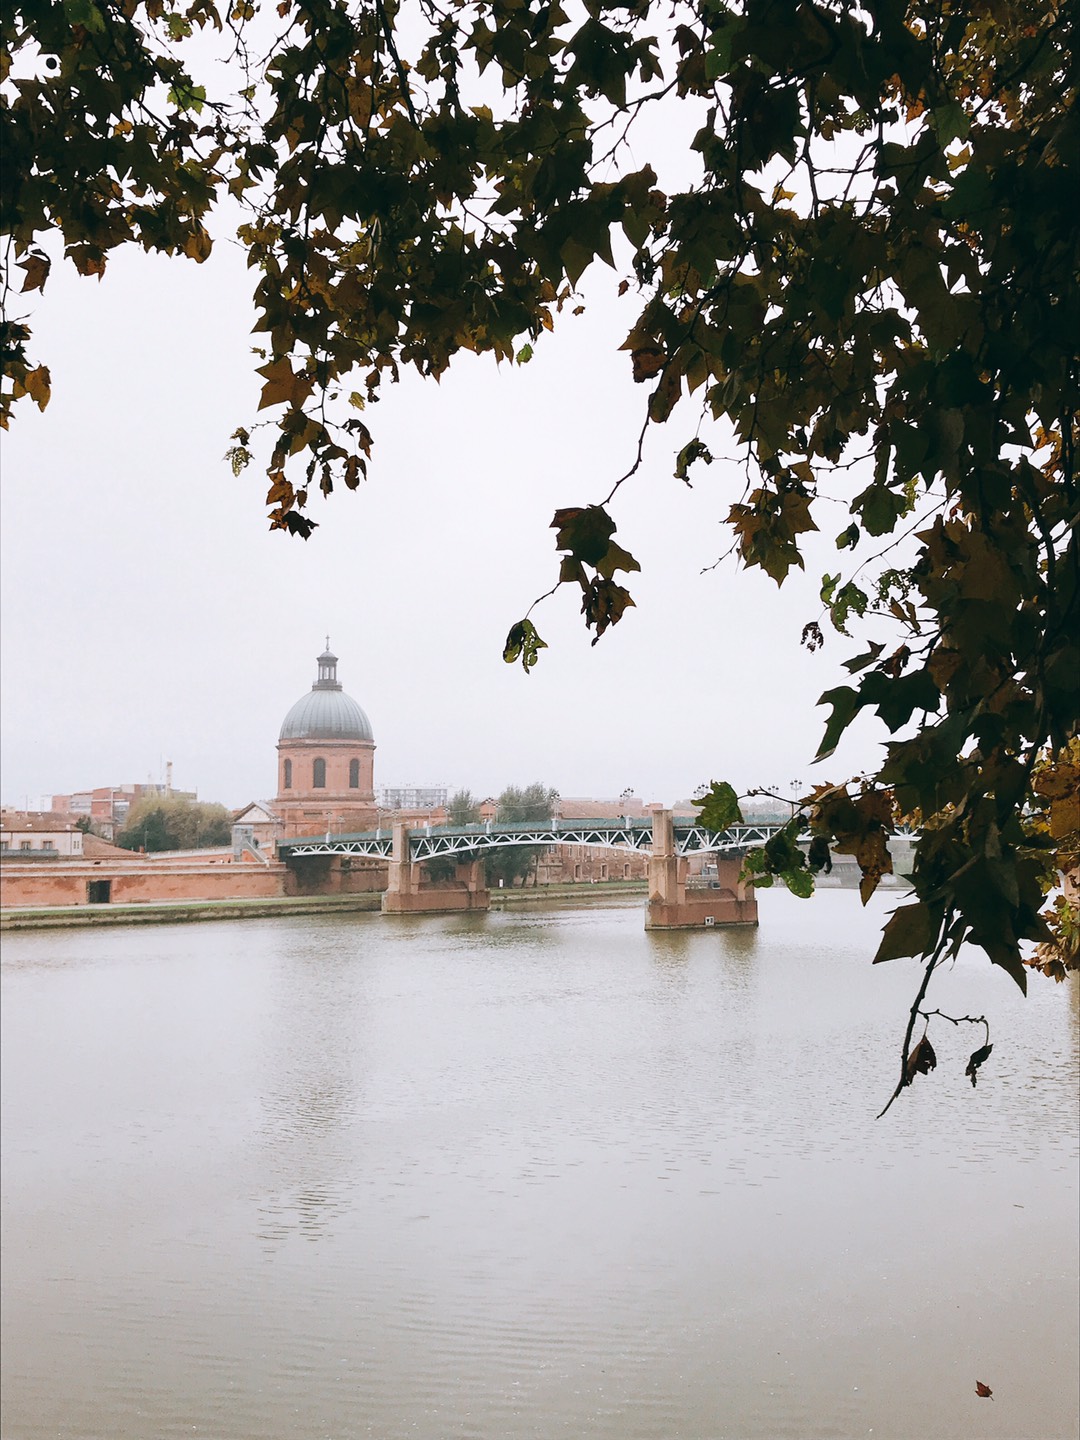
[1,860,289,908]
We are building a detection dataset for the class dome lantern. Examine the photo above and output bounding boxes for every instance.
[315,637,341,690]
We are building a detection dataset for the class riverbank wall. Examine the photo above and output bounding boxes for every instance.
[0,880,649,930]
[0,849,388,911]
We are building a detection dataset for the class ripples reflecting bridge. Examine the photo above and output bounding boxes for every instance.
[278,811,783,930]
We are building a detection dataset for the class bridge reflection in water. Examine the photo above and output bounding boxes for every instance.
[277,811,782,930]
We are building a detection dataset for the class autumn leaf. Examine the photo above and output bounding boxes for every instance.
[257,358,313,412]
[21,366,51,412]
[905,1034,937,1085]
[552,506,616,566]
[874,901,935,963]
[17,253,51,294]
[965,1044,993,1087]
[631,346,666,382]
[265,476,295,508]
[67,245,106,279]
[580,577,634,641]
[182,227,213,263]
[268,508,317,538]
[975,1381,993,1399]
[807,836,832,873]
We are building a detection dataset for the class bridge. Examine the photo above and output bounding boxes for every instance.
[277,817,782,861]
[278,811,785,930]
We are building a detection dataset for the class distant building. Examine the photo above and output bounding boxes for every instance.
[1,811,84,857]
[274,644,378,836]
[230,800,282,856]
[557,795,646,820]
[50,782,196,840]
[377,784,448,812]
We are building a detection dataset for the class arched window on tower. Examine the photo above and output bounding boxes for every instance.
[283,759,292,790]
[313,758,326,789]
[349,758,360,789]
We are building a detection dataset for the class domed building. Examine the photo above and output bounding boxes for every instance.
[273,643,377,835]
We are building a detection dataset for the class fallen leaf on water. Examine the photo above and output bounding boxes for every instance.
[975,1381,993,1399]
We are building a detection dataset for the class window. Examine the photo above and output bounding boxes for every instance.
[313,758,326,788]
[20,841,32,851]
[349,758,360,789]
[283,758,292,789]
[88,879,112,903]
[600,863,608,880]
[624,863,631,878]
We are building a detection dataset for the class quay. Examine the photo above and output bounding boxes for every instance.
[0,881,651,931]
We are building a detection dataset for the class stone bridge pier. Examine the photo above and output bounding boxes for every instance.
[381,821,491,915]
[646,810,758,930]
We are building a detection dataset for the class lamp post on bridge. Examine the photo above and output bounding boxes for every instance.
[374,806,397,839]
[769,780,803,818]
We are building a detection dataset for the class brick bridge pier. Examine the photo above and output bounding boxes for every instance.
[380,810,758,930]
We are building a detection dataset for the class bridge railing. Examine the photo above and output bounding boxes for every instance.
[277,818,786,862]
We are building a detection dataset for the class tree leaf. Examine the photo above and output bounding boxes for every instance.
[816,686,862,761]
[874,901,936,963]
[965,1043,993,1087]
[503,618,547,673]
[905,1034,937,1084]
[17,253,51,294]
[693,780,743,831]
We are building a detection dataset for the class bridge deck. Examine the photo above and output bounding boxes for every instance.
[277,819,784,861]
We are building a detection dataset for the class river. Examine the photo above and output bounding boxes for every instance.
[1,891,1077,1440]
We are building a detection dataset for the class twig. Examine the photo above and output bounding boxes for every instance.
[877,929,948,1118]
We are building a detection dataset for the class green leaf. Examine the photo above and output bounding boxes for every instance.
[781,867,815,898]
[704,29,733,81]
[843,641,885,674]
[932,101,970,149]
[675,438,713,482]
[854,482,910,537]
[63,0,106,32]
[503,618,547,674]
[693,781,743,831]
[828,581,868,636]
[816,685,862,760]
[168,81,206,113]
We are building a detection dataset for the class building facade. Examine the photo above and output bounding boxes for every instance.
[1,811,85,857]
[376,784,448,811]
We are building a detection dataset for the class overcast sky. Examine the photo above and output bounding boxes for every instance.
[1,221,891,812]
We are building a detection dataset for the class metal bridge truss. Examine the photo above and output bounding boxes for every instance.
[279,821,783,863]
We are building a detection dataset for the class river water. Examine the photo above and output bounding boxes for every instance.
[2,891,1077,1440]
